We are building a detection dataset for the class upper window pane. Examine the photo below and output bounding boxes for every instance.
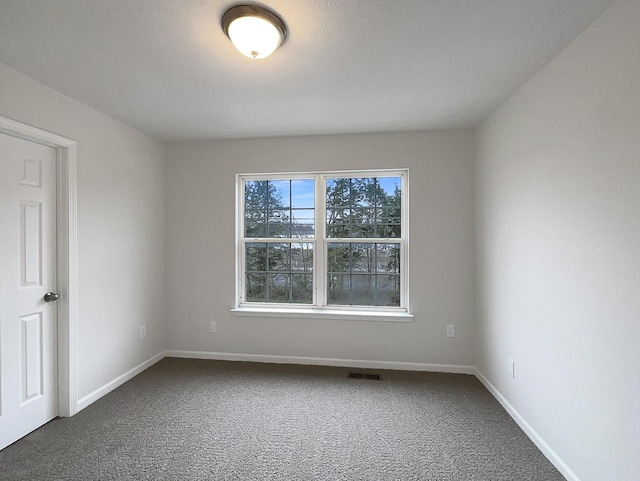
[245,179,315,238]
[326,177,401,238]
[270,180,291,207]
[291,179,315,208]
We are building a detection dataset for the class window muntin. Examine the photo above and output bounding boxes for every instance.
[238,170,407,312]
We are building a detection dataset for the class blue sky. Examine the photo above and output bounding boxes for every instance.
[271,176,401,209]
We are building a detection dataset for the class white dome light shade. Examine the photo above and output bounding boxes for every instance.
[222,5,287,60]
[227,16,280,59]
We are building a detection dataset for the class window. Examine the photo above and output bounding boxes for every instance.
[234,170,410,321]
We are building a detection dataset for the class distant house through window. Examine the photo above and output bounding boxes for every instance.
[235,169,409,319]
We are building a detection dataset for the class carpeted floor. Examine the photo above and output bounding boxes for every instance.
[0,358,565,480]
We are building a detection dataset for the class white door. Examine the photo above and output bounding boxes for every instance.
[0,132,58,450]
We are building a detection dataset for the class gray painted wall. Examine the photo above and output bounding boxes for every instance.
[165,131,477,367]
[0,62,166,401]
[475,1,640,479]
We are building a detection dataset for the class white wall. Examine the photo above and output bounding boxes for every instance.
[475,1,640,480]
[0,63,166,402]
[165,130,476,367]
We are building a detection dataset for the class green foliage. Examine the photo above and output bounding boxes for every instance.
[327,242,400,306]
[244,175,402,306]
[325,177,401,305]
[326,177,401,238]
[244,180,290,237]
[245,242,313,303]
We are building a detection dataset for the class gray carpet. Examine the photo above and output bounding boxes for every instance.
[0,358,564,480]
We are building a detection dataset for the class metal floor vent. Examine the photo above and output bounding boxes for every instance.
[348,372,382,381]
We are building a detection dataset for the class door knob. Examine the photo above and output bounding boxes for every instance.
[44,292,59,302]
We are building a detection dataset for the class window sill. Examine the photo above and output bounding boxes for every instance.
[230,307,414,322]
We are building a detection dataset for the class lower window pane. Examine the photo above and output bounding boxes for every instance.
[268,243,290,271]
[350,274,375,305]
[376,275,400,307]
[245,242,313,304]
[268,274,290,302]
[291,243,313,272]
[328,274,350,305]
[327,243,351,273]
[351,243,375,272]
[246,273,267,302]
[292,274,313,303]
[376,243,401,274]
[246,243,267,271]
[326,242,401,307]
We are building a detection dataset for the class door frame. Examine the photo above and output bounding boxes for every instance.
[0,115,78,417]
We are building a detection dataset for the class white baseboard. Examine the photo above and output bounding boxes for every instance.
[164,349,477,375]
[76,352,165,412]
[474,369,579,481]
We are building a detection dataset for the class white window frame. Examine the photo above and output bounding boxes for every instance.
[231,169,413,322]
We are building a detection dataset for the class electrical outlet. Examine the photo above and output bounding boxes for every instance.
[508,358,515,378]
[446,324,455,338]
[210,321,217,333]
[139,325,146,339]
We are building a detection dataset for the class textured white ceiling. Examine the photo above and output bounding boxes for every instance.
[0,0,615,141]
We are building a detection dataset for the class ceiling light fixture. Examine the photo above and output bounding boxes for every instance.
[222,5,287,59]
